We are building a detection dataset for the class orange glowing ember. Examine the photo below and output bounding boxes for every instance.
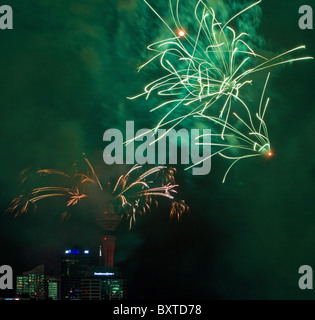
[177,29,185,37]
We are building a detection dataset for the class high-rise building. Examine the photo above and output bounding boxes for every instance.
[59,212,127,300]
[16,265,61,300]
[16,265,45,300]
[46,276,61,300]
[80,267,127,300]
[60,246,93,300]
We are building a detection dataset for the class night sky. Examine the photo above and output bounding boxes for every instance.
[0,0,314,300]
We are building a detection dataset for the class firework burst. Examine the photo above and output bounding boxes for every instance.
[128,0,313,181]
[7,154,188,229]
[129,0,312,134]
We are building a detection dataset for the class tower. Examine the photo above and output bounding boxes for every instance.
[95,212,121,267]
[79,212,127,300]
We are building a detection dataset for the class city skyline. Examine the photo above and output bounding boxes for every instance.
[3,243,128,300]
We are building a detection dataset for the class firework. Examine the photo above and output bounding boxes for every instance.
[129,0,313,136]
[187,72,272,183]
[7,154,188,229]
[111,165,187,228]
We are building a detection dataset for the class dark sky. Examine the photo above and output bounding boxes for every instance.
[0,0,314,300]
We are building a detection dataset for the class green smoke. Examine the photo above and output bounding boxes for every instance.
[0,0,314,300]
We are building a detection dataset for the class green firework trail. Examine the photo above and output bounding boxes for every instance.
[129,0,313,181]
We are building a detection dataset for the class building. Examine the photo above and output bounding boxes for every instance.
[60,246,93,300]
[59,212,127,300]
[16,265,45,299]
[60,246,127,300]
[80,267,127,300]
[46,276,61,300]
[16,265,60,300]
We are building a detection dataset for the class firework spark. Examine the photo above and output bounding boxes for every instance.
[7,154,188,229]
[187,72,272,182]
